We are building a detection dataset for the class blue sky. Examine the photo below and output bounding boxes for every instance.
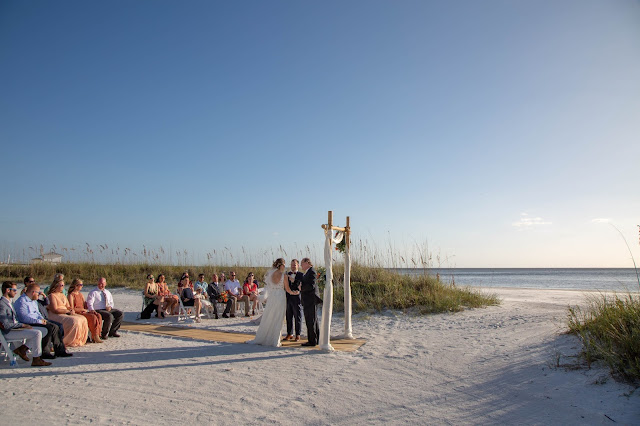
[1,0,639,267]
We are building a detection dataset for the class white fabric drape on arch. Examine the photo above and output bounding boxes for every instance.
[320,229,352,350]
[319,229,336,351]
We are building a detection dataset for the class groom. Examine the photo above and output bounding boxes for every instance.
[300,257,322,346]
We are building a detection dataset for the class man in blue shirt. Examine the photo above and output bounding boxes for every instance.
[23,276,66,345]
[14,282,71,358]
[193,274,208,294]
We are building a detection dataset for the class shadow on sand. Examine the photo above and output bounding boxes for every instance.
[0,337,306,379]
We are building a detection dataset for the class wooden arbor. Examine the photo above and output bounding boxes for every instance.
[319,211,354,352]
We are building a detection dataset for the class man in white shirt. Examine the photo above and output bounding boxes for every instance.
[223,272,249,318]
[87,277,123,339]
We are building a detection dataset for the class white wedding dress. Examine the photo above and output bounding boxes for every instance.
[247,269,286,347]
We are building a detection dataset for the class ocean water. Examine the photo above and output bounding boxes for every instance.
[396,268,640,292]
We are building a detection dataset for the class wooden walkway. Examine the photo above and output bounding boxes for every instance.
[120,322,366,352]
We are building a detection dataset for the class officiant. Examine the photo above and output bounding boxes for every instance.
[284,259,303,342]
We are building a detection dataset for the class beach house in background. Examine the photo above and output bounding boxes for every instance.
[31,251,63,264]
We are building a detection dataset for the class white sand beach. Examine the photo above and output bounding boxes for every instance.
[1,287,638,425]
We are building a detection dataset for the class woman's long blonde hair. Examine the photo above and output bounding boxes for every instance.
[46,273,65,296]
[68,278,83,294]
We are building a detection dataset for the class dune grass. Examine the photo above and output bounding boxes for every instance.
[1,262,498,314]
[328,264,500,314]
[567,293,640,383]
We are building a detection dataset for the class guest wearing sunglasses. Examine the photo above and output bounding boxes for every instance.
[68,279,103,343]
[179,273,203,322]
[223,272,249,317]
[1,281,52,366]
[46,276,89,347]
[14,281,72,358]
[156,274,178,315]
[243,273,260,315]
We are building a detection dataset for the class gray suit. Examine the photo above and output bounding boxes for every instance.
[0,297,45,357]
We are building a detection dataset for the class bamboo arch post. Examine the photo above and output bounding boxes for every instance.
[343,216,354,339]
[320,211,353,352]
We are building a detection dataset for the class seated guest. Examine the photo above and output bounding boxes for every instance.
[224,271,249,317]
[24,277,48,317]
[176,273,192,299]
[179,274,202,323]
[193,274,208,294]
[14,282,71,358]
[176,276,187,299]
[42,273,68,296]
[181,272,192,288]
[206,274,230,319]
[193,273,215,317]
[1,281,51,366]
[68,279,103,343]
[141,274,164,318]
[156,274,178,315]
[46,276,89,347]
[87,277,124,339]
[24,276,65,344]
[243,272,260,315]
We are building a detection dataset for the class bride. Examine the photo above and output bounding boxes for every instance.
[248,258,298,347]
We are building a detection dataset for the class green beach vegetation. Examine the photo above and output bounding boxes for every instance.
[567,292,640,383]
[328,264,499,313]
[1,238,499,314]
[0,261,499,315]
[566,223,640,383]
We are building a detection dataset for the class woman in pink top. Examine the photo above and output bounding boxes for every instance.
[156,274,178,315]
[243,272,260,315]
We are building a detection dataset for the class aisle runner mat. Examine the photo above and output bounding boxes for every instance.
[121,322,366,352]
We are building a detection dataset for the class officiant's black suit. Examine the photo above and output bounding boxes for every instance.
[300,267,322,345]
[286,271,303,337]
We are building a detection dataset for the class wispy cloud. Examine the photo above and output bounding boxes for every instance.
[591,218,611,224]
[512,213,552,228]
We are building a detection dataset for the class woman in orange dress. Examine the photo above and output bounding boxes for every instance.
[46,276,89,347]
[156,274,178,315]
[68,278,103,343]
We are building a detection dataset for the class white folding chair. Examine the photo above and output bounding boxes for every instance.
[177,296,194,322]
[0,331,26,367]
